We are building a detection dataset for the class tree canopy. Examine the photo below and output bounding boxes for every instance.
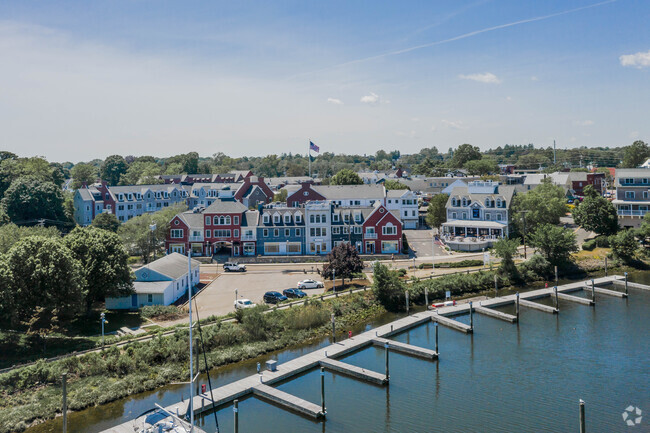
[372,262,405,311]
[426,194,448,229]
[463,157,499,175]
[70,163,98,189]
[528,224,578,266]
[622,140,650,168]
[321,242,364,283]
[492,237,519,276]
[330,169,363,185]
[450,144,481,168]
[383,179,409,190]
[92,212,120,232]
[100,155,128,185]
[2,176,67,222]
[511,179,567,235]
[572,185,618,236]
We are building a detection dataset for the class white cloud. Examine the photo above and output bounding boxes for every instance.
[360,92,381,104]
[573,120,594,126]
[619,50,650,68]
[630,131,640,139]
[326,97,343,105]
[506,96,513,101]
[458,72,501,84]
[441,119,465,129]
[530,76,539,81]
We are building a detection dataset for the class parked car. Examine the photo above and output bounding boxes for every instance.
[263,291,288,304]
[223,262,246,272]
[297,279,324,289]
[234,299,256,309]
[283,288,307,298]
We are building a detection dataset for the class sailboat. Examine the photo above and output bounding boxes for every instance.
[131,252,208,433]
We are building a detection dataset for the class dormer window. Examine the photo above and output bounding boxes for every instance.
[496,198,502,208]
[273,214,280,223]
[263,214,270,224]
[333,214,339,222]
[295,213,302,223]
[284,214,291,223]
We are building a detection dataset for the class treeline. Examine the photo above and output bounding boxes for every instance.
[0,226,133,335]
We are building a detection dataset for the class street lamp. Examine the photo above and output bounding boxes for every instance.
[149,222,157,261]
[332,268,336,293]
[100,312,108,348]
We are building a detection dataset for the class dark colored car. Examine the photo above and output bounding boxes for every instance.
[283,288,307,298]
[263,291,288,304]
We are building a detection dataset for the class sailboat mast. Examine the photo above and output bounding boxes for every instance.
[188,251,194,431]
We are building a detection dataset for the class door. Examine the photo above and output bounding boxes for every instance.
[316,244,321,254]
[366,241,374,254]
[131,294,138,308]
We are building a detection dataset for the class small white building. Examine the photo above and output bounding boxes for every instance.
[385,189,419,229]
[106,253,200,310]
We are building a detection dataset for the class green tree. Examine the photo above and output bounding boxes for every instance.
[273,189,288,202]
[119,161,163,185]
[492,237,520,276]
[322,243,364,284]
[572,185,619,235]
[383,180,409,190]
[64,227,134,312]
[0,223,60,254]
[2,176,66,222]
[92,212,120,232]
[372,262,405,311]
[637,213,650,247]
[528,224,578,266]
[451,144,481,168]
[118,204,187,262]
[331,169,363,185]
[70,163,98,189]
[463,158,499,175]
[100,155,128,185]
[1,237,85,326]
[622,140,650,168]
[610,229,638,263]
[512,179,567,235]
[426,194,448,230]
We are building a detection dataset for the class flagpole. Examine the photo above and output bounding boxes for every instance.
[308,140,311,178]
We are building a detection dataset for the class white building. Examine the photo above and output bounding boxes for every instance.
[304,201,332,255]
[105,253,200,310]
[385,189,419,229]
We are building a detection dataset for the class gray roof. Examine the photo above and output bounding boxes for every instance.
[312,184,385,200]
[108,184,188,193]
[386,189,414,197]
[177,211,205,229]
[242,210,259,227]
[139,252,199,280]
[76,188,94,201]
[132,281,170,294]
[204,198,248,214]
[446,184,516,207]
[615,168,650,177]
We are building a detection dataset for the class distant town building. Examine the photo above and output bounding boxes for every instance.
[613,168,650,228]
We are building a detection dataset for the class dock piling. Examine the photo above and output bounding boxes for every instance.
[494,274,498,297]
[384,342,390,381]
[320,367,326,415]
[554,286,559,310]
[605,257,608,276]
[469,301,474,331]
[62,373,67,433]
[591,279,596,303]
[331,314,336,343]
[579,399,585,433]
[435,322,439,354]
[515,292,520,321]
[625,272,628,295]
[424,288,429,309]
[233,399,239,433]
[555,266,558,287]
[405,291,410,315]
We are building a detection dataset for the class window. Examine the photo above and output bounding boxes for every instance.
[354,226,362,234]
[295,214,302,223]
[625,191,635,199]
[486,213,491,220]
[171,229,183,238]
[322,228,326,236]
[296,228,301,236]
[285,228,290,237]
[284,214,291,223]
[263,229,269,237]
[274,214,280,223]
[366,227,375,234]
[332,227,340,234]
[343,226,349,234]
[263,214,270,223]
[310,227,315,237]
[225,216,232,225]
[382,224,397,235]
[118,205,124,211]
[310,214,315,223]
[148,294,153,303]
[462,212,467,219]
[205,229,211,238]
[321,214,327,223]
[644,191,649,199]
[315,214,321,223]
[213,229,231,237]
[205,216,211,225]
[333,214,339,222]
[274,228,279,237]
[234,229,239,238]
[497,214,502,221]
[234,216,239,225]
[265,243,280,254]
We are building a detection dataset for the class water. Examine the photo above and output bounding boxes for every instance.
[25,274,650,433]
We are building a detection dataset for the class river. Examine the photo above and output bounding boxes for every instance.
[25,273,650,432]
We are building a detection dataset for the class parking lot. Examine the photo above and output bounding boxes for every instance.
[189,263,327,320]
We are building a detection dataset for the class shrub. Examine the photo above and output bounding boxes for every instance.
[282,304,329,330]
[141,305,183,320]
[397,268,407,277]
[518,254,552,281]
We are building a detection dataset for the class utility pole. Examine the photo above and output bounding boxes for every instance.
[520,210,529,259]
[553,140,556,165]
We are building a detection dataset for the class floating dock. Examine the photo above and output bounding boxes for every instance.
[519,299,558,314]
[430,314,473,333]
[371,337,438,360]
[474,305,518,323]
[584,286,628,298]
[556,292,595,306]
[320,358,387,385]
[252,383,324,419]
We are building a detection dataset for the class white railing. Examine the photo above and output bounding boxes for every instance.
[240,235,256,241]
[189,236,204,242]
[617,210,648,216]
[443,235,500,243]
[364,233,378,239]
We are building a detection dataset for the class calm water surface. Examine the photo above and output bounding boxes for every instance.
[26,274,650,433]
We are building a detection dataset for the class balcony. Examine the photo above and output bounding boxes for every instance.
[241,235,256,241]
[364,233,377,239]
[189,236,204,242]
[617,210,648,217]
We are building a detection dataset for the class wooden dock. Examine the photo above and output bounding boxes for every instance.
[584,286,628,298]
[474,305,518,323]
[252,384,324,419]
[557,292,594,306]
[320,358,387,385]
[371,337,438,360]
[100,275,636,432]
[519,299,558,314]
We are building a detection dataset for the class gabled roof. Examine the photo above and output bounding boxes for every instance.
[447,184,515,207]
[386,188,415,198]
[76,188,94,201]
[204,198,248,214]
[242,210,259,227]
[176,211,205,229]
[138,252,199,280]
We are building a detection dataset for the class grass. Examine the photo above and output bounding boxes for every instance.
[572,247,611,261]
[0,293,385,432]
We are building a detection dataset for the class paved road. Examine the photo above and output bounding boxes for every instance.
[560,216,594,245]
[404,229,449,259]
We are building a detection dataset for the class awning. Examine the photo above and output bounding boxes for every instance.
[442,220,507,229]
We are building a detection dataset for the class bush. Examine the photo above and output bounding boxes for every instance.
[422,259,483,269]
[397,268,407,277]
[582,236,611,251]
[408,271,508,304]
[401,234,409,254]
[518,254,552,281]
[141,305,183,320]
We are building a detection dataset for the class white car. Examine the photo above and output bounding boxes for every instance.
[223,262,246,272]
[297,279,324,289]
[234,299,256,309]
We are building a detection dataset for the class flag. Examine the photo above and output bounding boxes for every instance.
[309,141,320,153]
[309,155,315,162]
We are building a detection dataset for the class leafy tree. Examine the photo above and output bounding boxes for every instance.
[49,162,68,186]
[572,185,619,235]
[0,223,60,254]
[528,224,578,266]
[92,212,120,232]
[119,161,163,185]
[70,163,98,189]
[164,162,184,175]
[372,262,405,311]
[331,169,363,185]
[610,229,638,263]
[426,194,448,230]
[492,237,520,276]
[464,157,499,175]
[64,227,134,312]
[451,144,481,168]
[100,155,128,186]
[118,204,187,262]
[511,179,567,235]
[1,237,85,326]
[383,180,408,190]
[622,140,650,168]
[637,213,650,247]
[2,176,66,222]
[273,189,288,202]
[322,243,364,284]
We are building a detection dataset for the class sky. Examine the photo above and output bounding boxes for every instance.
[0,0,648,162]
